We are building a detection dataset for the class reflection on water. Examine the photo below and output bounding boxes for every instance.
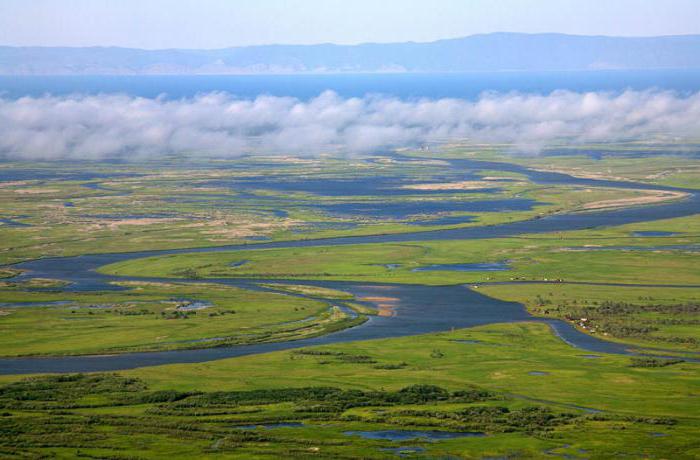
[631,231,679,237]
[413,262,510,272]
[344,429,486,441]
[236,422,304,430]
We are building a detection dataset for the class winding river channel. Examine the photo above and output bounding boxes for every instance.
[2,158,699,374]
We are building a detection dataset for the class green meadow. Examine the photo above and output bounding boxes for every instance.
[1,322,698,459]
[0,281,366,356]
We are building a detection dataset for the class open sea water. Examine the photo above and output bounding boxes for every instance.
[1,70,699,100]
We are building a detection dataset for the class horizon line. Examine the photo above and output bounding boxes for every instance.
[3,31,700,51]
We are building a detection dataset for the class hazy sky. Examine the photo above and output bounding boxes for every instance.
[1,0,699,48]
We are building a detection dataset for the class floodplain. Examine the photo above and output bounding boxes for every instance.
[1,143,699,458]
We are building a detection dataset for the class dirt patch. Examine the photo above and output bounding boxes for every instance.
[532,167,631,182]
[359,296,399,303]
[14,188,60,194]
[581,190,688,211]
[402,180,496,191]
[0,180,32,188]
[376,305,397,317]
[106,218,183,229]
[115,281,177,289]
[358,295,400,317]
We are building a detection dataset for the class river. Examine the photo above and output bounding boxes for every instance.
[1,157,697,374]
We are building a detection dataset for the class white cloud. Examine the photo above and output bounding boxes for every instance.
[1,90,699,160]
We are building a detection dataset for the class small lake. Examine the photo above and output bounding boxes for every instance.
[0,218,31,227]
[176,301,212,311]
[631,231,679,237]
[562,244,700,252]
[236,422,304,430]
[202,174,494,198]
[413,262,510,272]
[317,199,537,220]
[344,429,486,441]
[0,300,75,308]
[409,215,476,226]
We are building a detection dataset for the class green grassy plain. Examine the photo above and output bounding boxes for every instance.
[1,322,697,459]
[0,281,363,356]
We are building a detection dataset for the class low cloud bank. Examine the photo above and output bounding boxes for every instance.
[1,90,699,160]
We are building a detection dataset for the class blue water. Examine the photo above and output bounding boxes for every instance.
[203,175,490,197]
[0,169,138,182]
[410,215,476,226]
[0,301,75,308]
[344,430,485,441]
[0,217,31,227]
[316,198,537,220]
[237,422,304,430]
[631,231,679,237]
[2,70,700,100]
[413,262,510,272]
[176,301,212,311]
[562,244,700,252]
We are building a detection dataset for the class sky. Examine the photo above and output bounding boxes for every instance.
[1,0,699,49]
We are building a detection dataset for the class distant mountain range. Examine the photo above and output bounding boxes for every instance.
[2,33,700,75]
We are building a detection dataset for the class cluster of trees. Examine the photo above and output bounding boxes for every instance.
[629,357,685,368]
[536,297,699,345]
[291,349,376,364]
[0,374,679,457]
[394,405,580,434]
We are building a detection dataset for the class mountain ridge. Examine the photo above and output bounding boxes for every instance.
[2,32,700,75]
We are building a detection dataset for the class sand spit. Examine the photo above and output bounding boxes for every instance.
[581,190,689,211]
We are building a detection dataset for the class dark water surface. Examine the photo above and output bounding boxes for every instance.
[413,262,510,272]
[344,429,485,441]
[1,157,698,374]
[3,70,700,100]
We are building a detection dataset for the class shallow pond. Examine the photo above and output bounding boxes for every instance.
[0,300,75,308]
[413,262,510,272]
[317,198,537,220]
[236,422,304,430]
[344,429,485,441]
[0,217,31,227]
[176,301,213,311]
[631,231,679,237]
[563,244,700,252]
[203,174,492,198]
[410,215,476,226]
